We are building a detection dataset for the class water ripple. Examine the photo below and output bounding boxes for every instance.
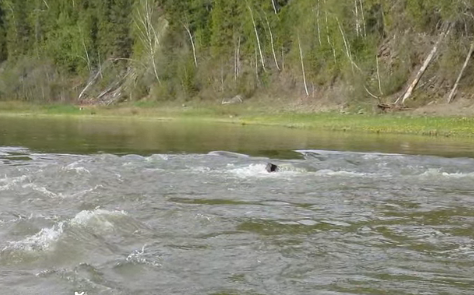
[1,149,474,294]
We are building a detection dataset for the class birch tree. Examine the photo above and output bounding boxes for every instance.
[134,0,164,83]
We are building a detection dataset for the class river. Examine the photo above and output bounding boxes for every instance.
[1,116,474,294]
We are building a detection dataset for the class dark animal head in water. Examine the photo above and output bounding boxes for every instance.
[266,163,278,173]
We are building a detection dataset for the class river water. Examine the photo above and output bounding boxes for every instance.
[1,116,474,295]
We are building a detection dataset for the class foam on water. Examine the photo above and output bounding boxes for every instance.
[191,166,211,173]
[420,168,474,179]
[2,223,64,253]
[2,147,474,293]
[63,161,91,174]
[297,220,319,226]
[21,183,60,198]
[1,209,131,259]
[208,151,250,158]
[296,149,403,157]
[315,169,372,177]
[123,244,161,267]
[0,146,31,154]
[227,163,300,178]
[70,209,129,234]
[0,175,29,191]
[146,154,169,161]
[0,174,29,184]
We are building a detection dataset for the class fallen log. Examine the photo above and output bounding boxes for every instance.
[396,24,451,105]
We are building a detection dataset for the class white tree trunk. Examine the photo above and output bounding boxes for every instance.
[134,0,163,84]
[323,6,336,63]
[281,46,285,70]
[354,0,360,37]
[265,16,280,71]
[359,0,366,37]
[271,0,278,14]
[255,47,259,79]
[376,55,383,95]
[298,35,309,96]
[80,32,91,72]
[447,43,474,103]
[316,1,322,46]
[247,3,266,71]
[183,23,198,67]
[234,36,241,81]
[337,18,355,73]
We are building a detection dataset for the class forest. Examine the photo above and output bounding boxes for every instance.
[0,0,474,110]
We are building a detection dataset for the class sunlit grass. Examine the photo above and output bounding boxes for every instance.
[1,101,474,137]
[244,112,474,137]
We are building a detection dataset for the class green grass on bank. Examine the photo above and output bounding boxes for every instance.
[1,101,474,137]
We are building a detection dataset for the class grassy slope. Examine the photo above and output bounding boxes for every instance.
[1,101,474,137]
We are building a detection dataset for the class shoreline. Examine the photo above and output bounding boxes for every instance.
[1,101,474,138]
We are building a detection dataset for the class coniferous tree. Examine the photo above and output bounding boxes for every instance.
[0,3,7,62]
[4,0,32,59]
[110,0,133,58]
[0,0,473,104]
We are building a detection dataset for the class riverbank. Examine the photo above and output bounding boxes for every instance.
[2,100,474,137]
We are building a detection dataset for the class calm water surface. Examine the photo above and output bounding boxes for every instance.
[1,116,474,295]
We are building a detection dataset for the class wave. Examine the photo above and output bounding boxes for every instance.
[63,161,91,175]
[146,154,170,161]
[225,163,372,178]
[69,209,130,234]
[226,163,310,178]
[22,183,60,198]
[419,168,474,179]
[296,149,403,158]
[226,163,293,178]
[315,169,372,177]
[0,146,31,154]
[0,175,29,191]
[121,244,161,267]
[2,223,65,253]
[208,151,250,158]
[1,209,147,264]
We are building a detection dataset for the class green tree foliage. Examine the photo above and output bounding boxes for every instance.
[0,4,7,62]
[3,0,32,59]
[0,0,474,105]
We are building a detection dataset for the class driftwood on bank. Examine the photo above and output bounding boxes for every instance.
[395,24,451,105]
[376,103,409,113]
[77,58,134,105]
[78,70,102,101]
[222,95,243,105]
[447,42,474,103]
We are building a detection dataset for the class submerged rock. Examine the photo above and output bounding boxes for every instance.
[265,163,279,173]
